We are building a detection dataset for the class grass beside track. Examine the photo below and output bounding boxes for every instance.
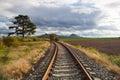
[64,38,120,67]
[77,45,120,67]
[64,42,120,76]
[0,37,50,80]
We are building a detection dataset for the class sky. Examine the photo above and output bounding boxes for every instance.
[0,0,120,37]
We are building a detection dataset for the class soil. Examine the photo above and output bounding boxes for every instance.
[65,40,120,55]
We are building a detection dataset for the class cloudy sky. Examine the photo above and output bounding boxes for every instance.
[0,0,120,37]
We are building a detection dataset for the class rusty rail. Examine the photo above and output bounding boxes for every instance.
[42,42,58,80]
[42,42,93,80]
[60,42,94,80]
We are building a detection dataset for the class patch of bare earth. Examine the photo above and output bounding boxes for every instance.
[65,40,120,55]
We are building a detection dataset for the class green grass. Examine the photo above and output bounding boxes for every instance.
[0,49,10,65]
[60,37,119,41]
[0,78,7,80]
[0,57,10,65]
[110,56,120,66]
[0,37,45,66]
[0,49,8,55]
[89,48,120,66]
[79,46,120,67]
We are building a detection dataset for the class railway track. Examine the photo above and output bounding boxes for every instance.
[25,42,117,80]
[42,42,94,80]
[25,43,57,80]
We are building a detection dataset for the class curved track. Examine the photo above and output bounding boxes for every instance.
[42,42,94,80]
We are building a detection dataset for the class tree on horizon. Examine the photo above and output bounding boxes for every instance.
[8,15,36,37]
[49,34,59,41]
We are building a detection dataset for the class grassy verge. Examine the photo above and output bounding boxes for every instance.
[0,37,50,80]
[84,47,120,67]
[64,42,120,75]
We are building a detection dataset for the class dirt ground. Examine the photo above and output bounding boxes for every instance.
[65,40,120,55]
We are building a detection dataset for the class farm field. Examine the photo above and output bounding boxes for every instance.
[64,39,120,75]
[65,40,120,55]
[60,37,119,41]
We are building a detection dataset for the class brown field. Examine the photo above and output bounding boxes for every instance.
[65,40,120,55]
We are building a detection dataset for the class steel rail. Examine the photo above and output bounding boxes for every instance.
[42,42,94,80]
[59,42,94,80]
[42,42,58,80]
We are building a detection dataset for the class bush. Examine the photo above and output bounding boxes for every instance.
[0,40,5,50]
[32,37,40,41]
[2,37,19,47]
[49,34,59,41]
[16,37,23,42]
[22,37,33,42]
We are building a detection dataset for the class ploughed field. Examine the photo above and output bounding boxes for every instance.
[65,40,120,55]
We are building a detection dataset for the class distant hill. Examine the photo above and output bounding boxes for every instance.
[38,34,49,38]
[38,33,81,38]
[69,34,80,38]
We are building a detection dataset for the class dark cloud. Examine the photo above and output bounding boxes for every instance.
[0,28,8,34]
[32,7,100,30]
[0,16,8,22]
[8,6,100,30]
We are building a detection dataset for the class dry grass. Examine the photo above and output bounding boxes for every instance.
[3,58,30,80]
[78,47,120,73]
[0,41,50,80]
[63,42,120,76]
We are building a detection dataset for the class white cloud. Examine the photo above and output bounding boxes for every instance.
[0,0,79,17]
[0,22,8,29]
[82,0,120,30]
[39,0,79,7]
[36,26,120,37]
[0,0,120,37]
[71,6,96,14]
[0,0,40,17]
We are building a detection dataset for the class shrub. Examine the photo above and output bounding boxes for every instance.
[32,37,40,41]
[16,37,23,42]
[22,37,33,42]
[49,34,59,41]
[0,40,5,50]
[2,37,19,47]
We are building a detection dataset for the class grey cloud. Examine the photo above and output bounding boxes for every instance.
[0,28,8,34]
[107,2,120,8]
[31,7,99,29]
[3,0,119,37]
[97,26,120,31]
[0,16,9,22]
[8,6,100,30]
